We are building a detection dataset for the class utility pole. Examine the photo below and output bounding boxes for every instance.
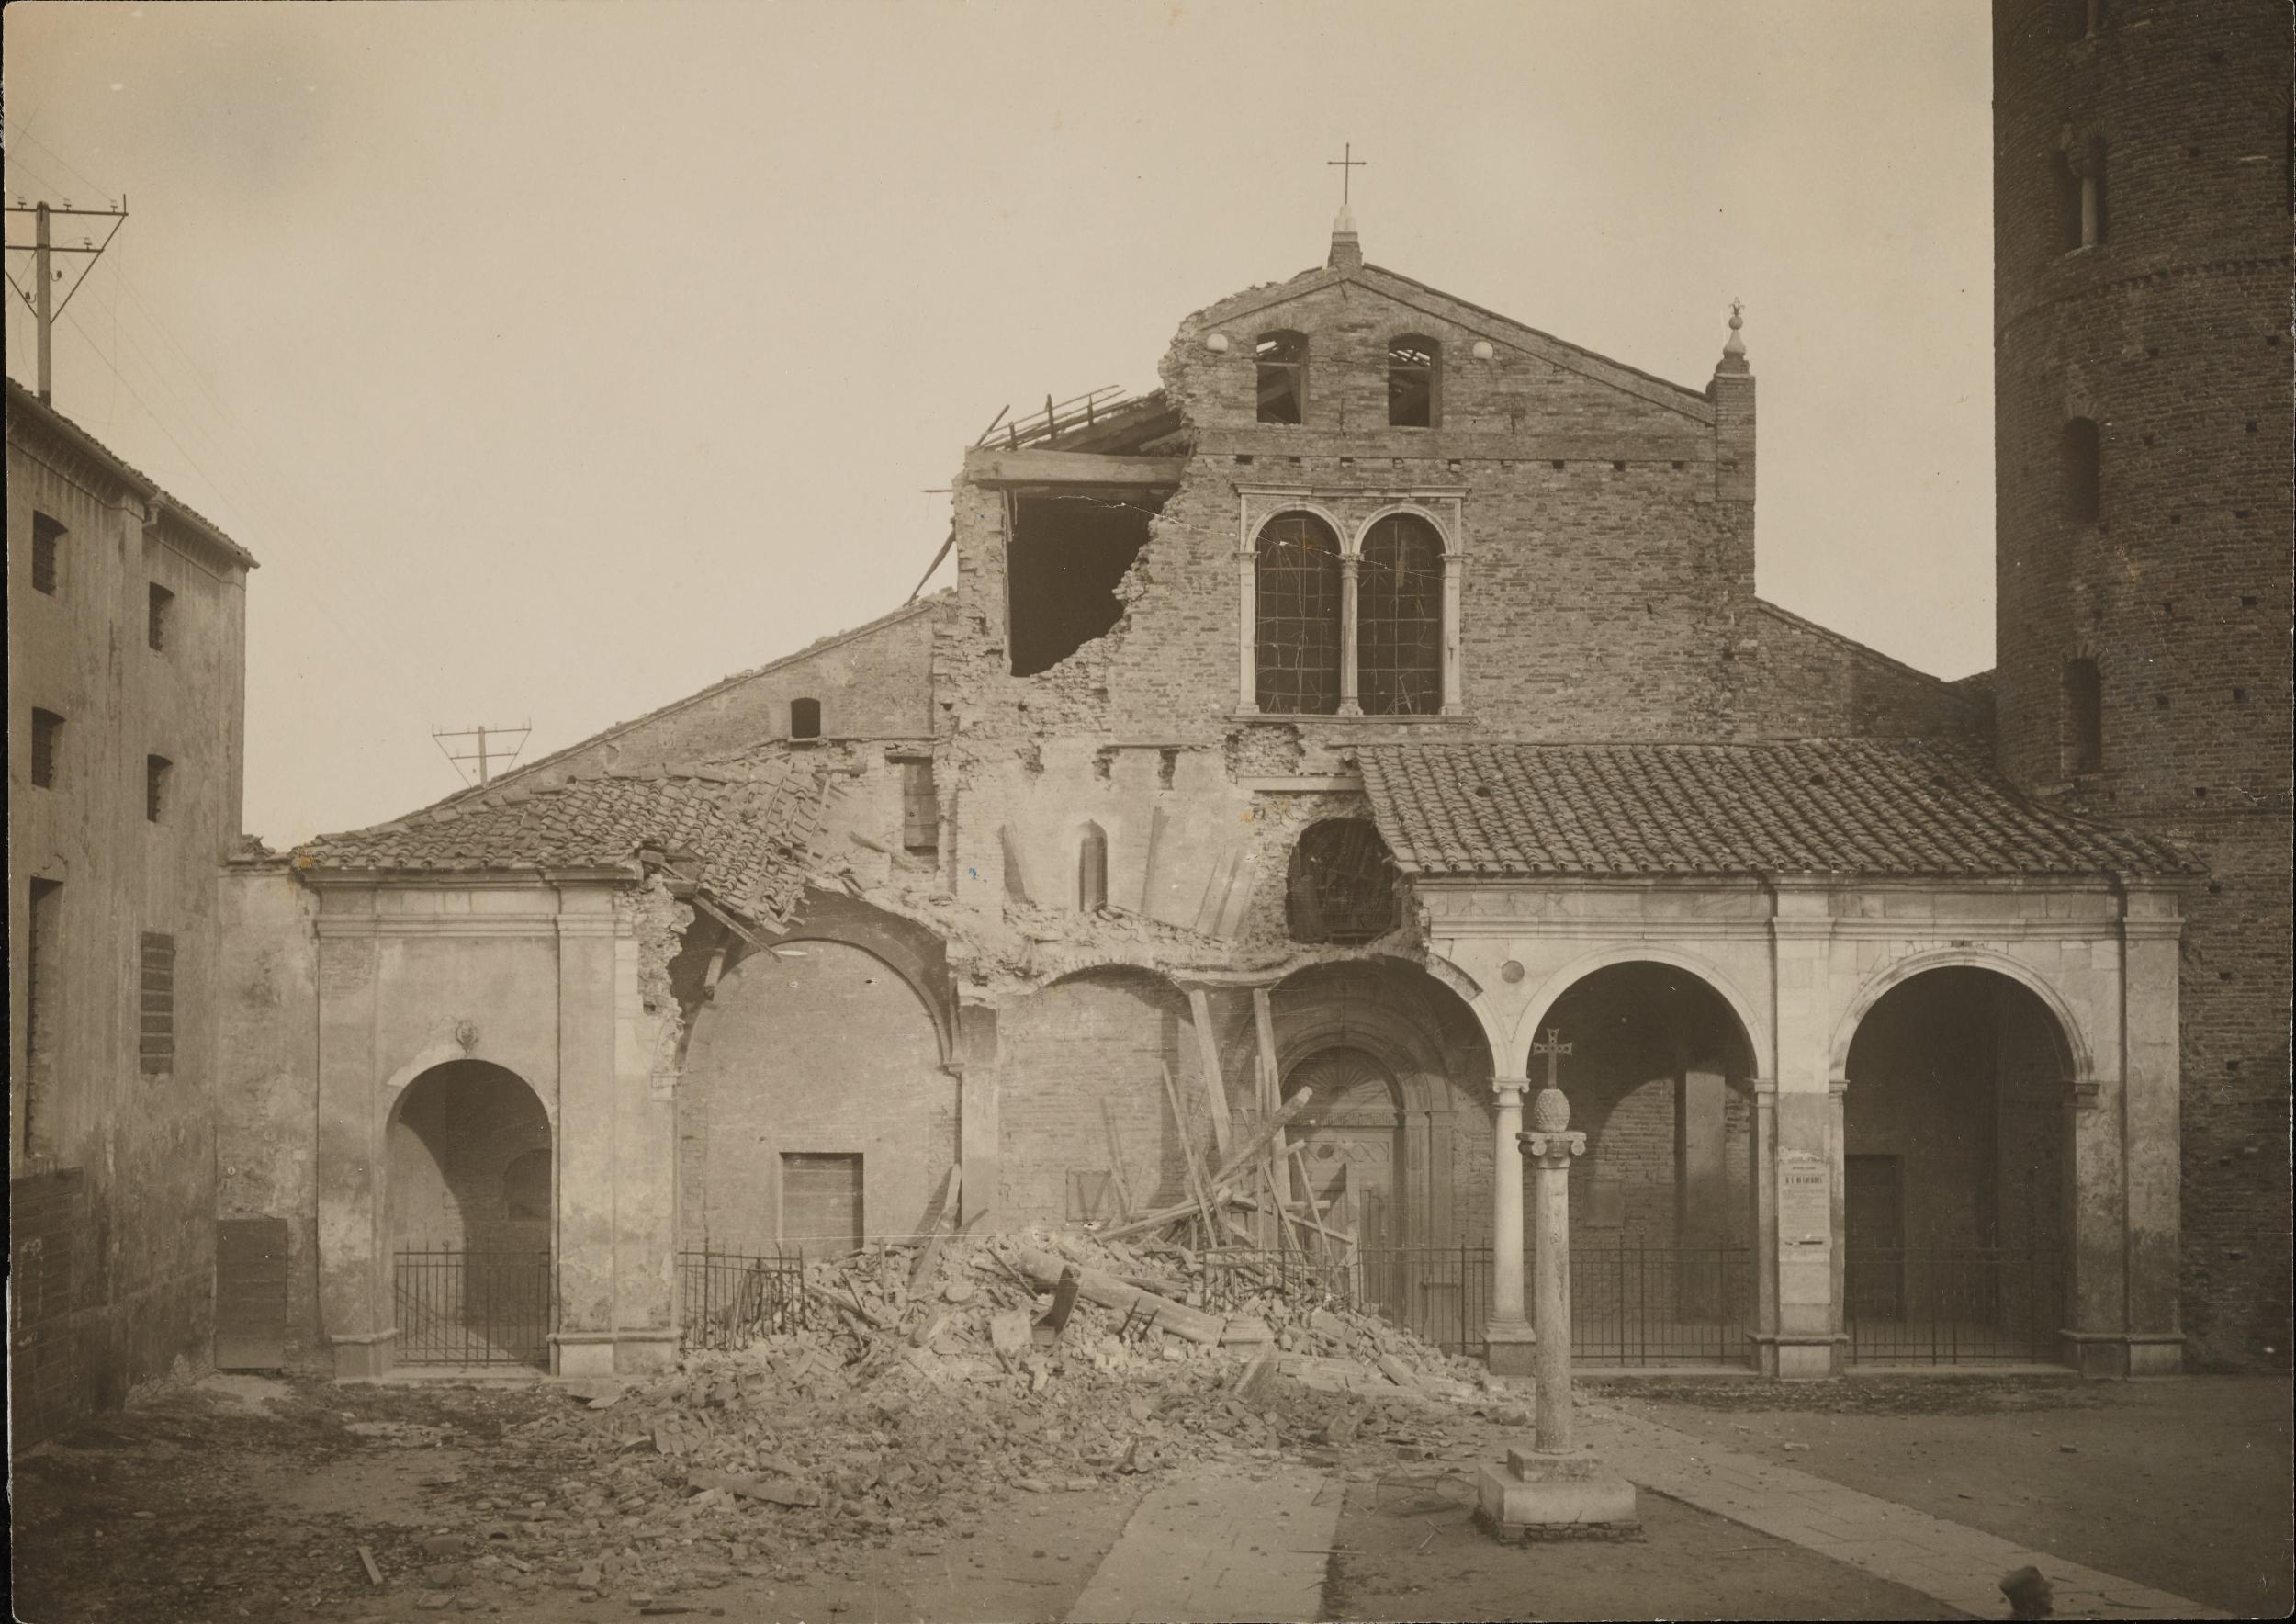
[431,722,534,788]
[4,196,130,403]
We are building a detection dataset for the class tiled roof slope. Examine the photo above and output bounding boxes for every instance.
[296,756,823,925]
[1355,740,2199,881]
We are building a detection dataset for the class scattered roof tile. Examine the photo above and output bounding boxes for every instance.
[1354,739,2198,881]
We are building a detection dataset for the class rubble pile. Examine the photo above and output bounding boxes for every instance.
[423,1227,1510,1606]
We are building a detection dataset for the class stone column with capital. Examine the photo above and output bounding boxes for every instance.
[1479,1075,1639,1534]
[1485,1077,1535,1376]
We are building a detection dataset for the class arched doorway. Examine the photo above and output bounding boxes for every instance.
[1284,1045,1408,1251]
[1532,961,1760,1365]
[387,1059,553,1368]
[1841,966,2072,1364]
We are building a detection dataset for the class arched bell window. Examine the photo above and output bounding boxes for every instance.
[1254,513,1343,714]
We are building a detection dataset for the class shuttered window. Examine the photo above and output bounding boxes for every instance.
[782,1153,862,1256]
[901,759,940,854]
[140,931,175,1076]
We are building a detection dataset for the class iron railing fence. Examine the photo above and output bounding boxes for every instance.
[1204,1241,1753,1365]
[1571,1242,1756,1367]
[392,1247,552,1368]
[677,1249,809,1351]
[1845,1245,2065,1365]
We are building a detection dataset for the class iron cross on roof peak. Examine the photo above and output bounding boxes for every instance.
[1327,142,1367,206]
[1531,1026,1572,1089]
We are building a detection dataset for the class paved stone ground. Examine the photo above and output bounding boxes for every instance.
[1064,1460,1342,1623]
[1584,1401,2229,1620]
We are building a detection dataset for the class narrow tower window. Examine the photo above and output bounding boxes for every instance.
[1255,331,1307,424]
[148,584,174,651]
[1387,335,1439,427]
[789,697,822,739]
[30,709,63,788]
[139,930,175,1076]
[2084,137,2109,245]
[31,513,64,594]
[1254,513,1343,714]
[2063,658,2103,773]
[146,755,173,822]
[2064,417,2102,521]
[1076,821,1108,912]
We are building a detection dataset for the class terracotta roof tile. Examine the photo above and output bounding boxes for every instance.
[296,755,824,925]
[1354,740,2198,881]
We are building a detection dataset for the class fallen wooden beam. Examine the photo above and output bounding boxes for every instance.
[1207,1085,1318,1190]
[1010,1248,1226,1345]
[906,1163,963,1291]
[1099,1100,1136,1222]
[1185,988,1235,1157]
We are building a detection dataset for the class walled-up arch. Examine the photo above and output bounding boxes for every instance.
[681,937,951,1257]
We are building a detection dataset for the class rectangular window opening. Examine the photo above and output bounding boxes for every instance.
[140,930,175,1077]
[781,1152,863,1257]
[900,759,940,855]
[147,755,174,823]
[148,583,175,651]
[31,512,64,594]
[1007,491,1165,677]
[30,709,63,788]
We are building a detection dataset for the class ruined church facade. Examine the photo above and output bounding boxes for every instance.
[223,215,2194,1382]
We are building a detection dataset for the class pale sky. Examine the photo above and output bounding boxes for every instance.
[4,1,1995,846]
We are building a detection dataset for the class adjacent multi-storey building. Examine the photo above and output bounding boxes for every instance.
[8,378,257,1440]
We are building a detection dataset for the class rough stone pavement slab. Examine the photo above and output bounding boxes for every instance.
[1064,1460,1342,1623]
[1585,1404,2230,1620]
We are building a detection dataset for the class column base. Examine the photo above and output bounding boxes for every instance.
[1750,1333,1844,1379]
[1477,1446,1639,1535]
[1485,1319,1536,1378]
[329,1328,397,1380]
[2060,1329,2185,1378]
[550,1329,680,1377]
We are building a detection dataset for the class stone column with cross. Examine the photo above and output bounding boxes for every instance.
[1479,1029,1639,1535]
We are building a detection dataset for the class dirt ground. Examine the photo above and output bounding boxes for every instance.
[11,1369,2292,1623]
[1606,1373,2296,1619]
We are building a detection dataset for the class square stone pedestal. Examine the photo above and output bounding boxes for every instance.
[1478,1445,1639,1534]
[1485,1322,1536,1379]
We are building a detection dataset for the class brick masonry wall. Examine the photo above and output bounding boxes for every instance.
[1992,0,2293,1367]
[679,940,954,1255]
[995,970,1220,1227]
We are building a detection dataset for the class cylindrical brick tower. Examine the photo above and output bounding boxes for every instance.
[1993,0,2292,1368]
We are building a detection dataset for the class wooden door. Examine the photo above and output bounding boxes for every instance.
[214,1217,288,1370]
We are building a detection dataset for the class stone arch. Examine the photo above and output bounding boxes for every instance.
[716,887,956,1067]
[1270,958,1495,1249]
[1514,944,1770,1077]
[386,1059,553,1255]
[1829,946,2092,1083]
[1348,501,1457,558]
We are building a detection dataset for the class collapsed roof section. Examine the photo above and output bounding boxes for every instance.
[295,753,826,930]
